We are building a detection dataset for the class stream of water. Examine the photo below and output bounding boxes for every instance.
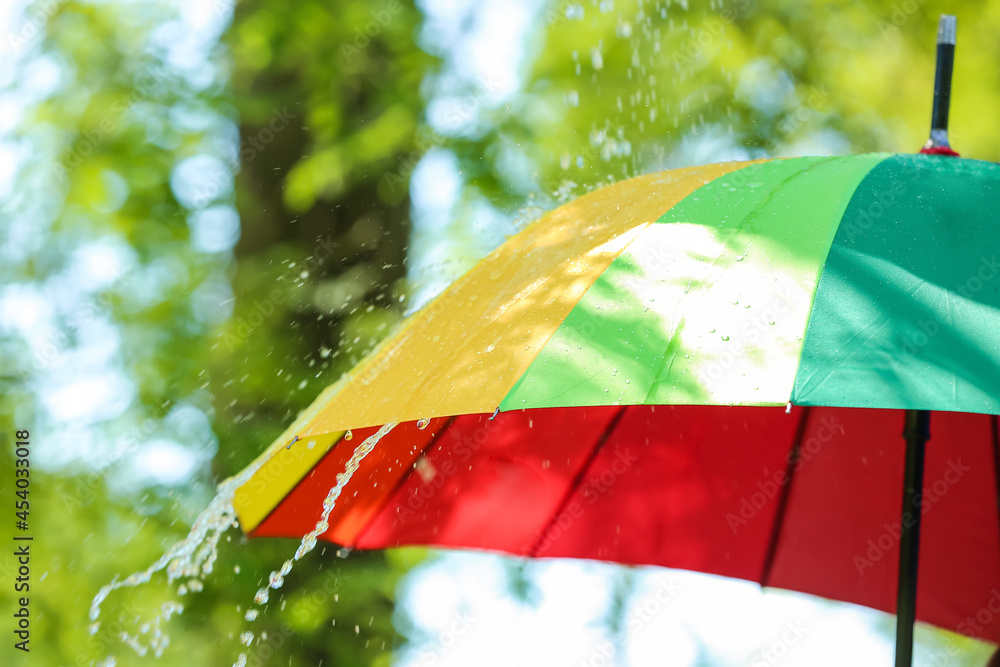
[88,421,398,665]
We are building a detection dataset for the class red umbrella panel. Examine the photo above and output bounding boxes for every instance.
[248,406,1000,643]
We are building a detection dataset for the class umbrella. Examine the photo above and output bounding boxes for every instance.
[233,15,1000,666]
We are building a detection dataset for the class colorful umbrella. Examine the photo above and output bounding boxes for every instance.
[234,15,1000,666]
[234,146,1000,655]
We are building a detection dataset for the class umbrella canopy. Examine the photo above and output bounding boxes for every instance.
[233,153,1000,644]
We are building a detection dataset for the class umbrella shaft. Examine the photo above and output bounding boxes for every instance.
[930,43,955,133]
[925,15,956,149]
[895,410,930,667]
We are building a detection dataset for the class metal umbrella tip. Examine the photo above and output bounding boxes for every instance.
[938,15,957,45]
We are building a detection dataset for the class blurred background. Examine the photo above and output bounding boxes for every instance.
[2,0,1000,665]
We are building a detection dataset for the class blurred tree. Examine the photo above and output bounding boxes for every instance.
[1,0,998,666]
[0,0,433,665]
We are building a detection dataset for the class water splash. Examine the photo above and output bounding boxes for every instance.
[232,422,397,667]
[88,448,272,657]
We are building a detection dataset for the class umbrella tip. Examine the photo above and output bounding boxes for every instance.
[937,15,957,45]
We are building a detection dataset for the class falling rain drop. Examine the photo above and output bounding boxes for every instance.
[239,631,254,647]
[253,588,269,605]
[244,609,258,622]
[591,48,604,70]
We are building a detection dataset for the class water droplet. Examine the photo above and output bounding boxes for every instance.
[254,588,269,605]
[268,571,284,589]
[239,631,254,647]
[244,609,258,622]
[233,653,247,667]
[486,344,495,353]
[344,430,353,441]
[89,622,101,636]
[590,47,604,70]
[785,403,793,414]
[416,418,430,430]
[294,534,318,561]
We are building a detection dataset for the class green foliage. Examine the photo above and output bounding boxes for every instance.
[2,0,999,665]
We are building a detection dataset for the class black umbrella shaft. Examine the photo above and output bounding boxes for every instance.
[895,410,930,667]
[931,41,955,132]
[925,15,956,149]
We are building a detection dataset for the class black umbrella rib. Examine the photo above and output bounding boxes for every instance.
[760,406,813,588]
[526,405,629,559]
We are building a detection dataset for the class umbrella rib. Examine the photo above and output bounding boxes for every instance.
[351,415,459,548]
[760,406,813,588]
[525,405,629,559]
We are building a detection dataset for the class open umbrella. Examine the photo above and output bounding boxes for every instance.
[233,15,1000,666]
